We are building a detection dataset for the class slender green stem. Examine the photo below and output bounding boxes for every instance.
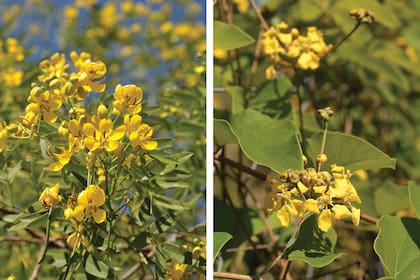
[317,122,328,172]
[320,22,361,58]
[37,206,53,264]
[254,253,283,278]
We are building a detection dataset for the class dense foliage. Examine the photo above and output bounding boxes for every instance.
[0,1,205,279]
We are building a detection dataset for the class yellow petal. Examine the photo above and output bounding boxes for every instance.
[141,140,158,151]
[351,207,360,226]
[108,125,126,141]
[93,208,106,224]
[318,209,334,232]
[73,205,85,221]
[277,206,291,227]
[332,204,352,220]
[83,123,96,137]
[304,199,320,214]
[86,185,105,206]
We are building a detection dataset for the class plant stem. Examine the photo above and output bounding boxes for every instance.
[37,207,53,264]
[320,22,361,58]
[317,121,328,172]
[249,0,269,30]
[281,260,291,280]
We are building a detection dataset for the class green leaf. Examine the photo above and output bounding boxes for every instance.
[7,211,48,231]
[85,254,109,278]
[374,216,420,279]
[230,109,303,174]
[408,181,420,216]
[283,215,345,267]
[213,232,232,262]
[306,131,396,171]
[160,243,185,263]
[224,86,245,114]
[214,21,255,50]
[248,78,292,108]
[8,160,22,183]
[154,177,189,189]
[214,119,238,146]
[374,183,409,215]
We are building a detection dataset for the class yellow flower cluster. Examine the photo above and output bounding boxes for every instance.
[0,38,25,88]
[262,23,331,78]
[266,164,361,232]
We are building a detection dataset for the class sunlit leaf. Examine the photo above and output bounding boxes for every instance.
[408,181,420,216]
[374,216,420,279]
[214,232,232,262]
[230,109,303,174]
[283,215,345,267]
[306,131,396,171]
[214,21,255,50]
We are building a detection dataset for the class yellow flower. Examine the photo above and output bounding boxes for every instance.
[112,84,143,115]
[49,136,77,171]
[1,67,23,87]
[70,51,91,71]
[6,38,24,61]
[73,185,106,223]
[232,0,248,13]
[124,115,158,151]
[0,122,8,152]
[277,204,294,227]
[77,59,107,92]
[166,262,187,280]
[38,53,69,82]
[318,209,334,232]
[39,183,61,207]
[83,118,126,152]
[67,224,89,249]
[26,88,62,123]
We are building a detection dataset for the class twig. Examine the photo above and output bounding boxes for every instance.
[214,271,263,280]
[249,0,269,30]
[120,263,141,280]
[30,263,42,280]
[214,153,266,180]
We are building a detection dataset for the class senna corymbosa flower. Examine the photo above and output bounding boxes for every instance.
[39,183,61,207]
[73,185,106,224]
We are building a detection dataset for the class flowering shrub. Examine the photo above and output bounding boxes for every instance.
[214,1,420,279]
[0,1,205,279]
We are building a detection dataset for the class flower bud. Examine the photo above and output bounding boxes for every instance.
[317,107,334,121]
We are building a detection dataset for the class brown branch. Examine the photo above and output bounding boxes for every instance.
[0,236,41,244]
[214,271,263,280]
[120,263,141,280]
[360,213,378,224]
[249,0,269,30]
[214,153,267,181]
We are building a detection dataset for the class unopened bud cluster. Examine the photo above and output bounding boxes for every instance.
[266,164,361,232]
[350,8,374,24]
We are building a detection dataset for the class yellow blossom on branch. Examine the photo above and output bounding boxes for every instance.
[73,185,106,224]
[124,114,158,151]
[112,84,143,115]
[39,183,61,207]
